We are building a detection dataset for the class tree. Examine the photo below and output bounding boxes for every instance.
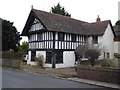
[75,43,101,66]
[2,19,21,52]
[51,3,71,17]
[18,41,28,52]
[115,20,120,25]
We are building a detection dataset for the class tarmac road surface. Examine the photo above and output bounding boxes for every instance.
[2,68,112,89]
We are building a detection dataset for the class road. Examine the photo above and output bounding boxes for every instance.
[2,68,105,88]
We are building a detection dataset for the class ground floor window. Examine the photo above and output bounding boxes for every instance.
[45,50,63,64]
[46,51,52,63]
[107,52,110,58]
[56,50,63,64]
[31,50,36,61]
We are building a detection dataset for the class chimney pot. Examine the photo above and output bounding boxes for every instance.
[96,15,101,22]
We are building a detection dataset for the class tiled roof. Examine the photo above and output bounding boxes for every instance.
[83,20,111,35]
[33,9,88,34]
[113,25,120,41]
[22,9,113,36]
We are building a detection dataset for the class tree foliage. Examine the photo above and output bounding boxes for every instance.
[51,3,71,17]
[75,43,101,66]
[18,41,28,52]
[2,19,21,52]
[115,20,120,25]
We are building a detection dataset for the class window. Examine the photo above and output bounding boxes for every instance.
[84,36,87,42]
[104,52,106,58]
[37,33,42,41]
[56,51,63,63]
[58,33,64,41]
[71,34,76,42]
[93,36,98,44]
[107,52,110,58]
[46,51,52,63]
[31,50,36,61]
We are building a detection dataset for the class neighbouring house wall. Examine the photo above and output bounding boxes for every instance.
[114,42,119,54]
[98,24,114,59]
[114,41,120,69]
[118,42,120,54]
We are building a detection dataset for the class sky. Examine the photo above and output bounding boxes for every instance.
[0,0,119,43]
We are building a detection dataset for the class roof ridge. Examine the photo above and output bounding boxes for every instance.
[89,20,110,24]
[32,8,88,24]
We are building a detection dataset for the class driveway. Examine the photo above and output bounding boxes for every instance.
[2,68,103,88]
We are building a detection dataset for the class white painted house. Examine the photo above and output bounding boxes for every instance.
[21,8,117,68]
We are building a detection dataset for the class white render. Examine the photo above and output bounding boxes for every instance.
[100,24,114,59]
[63,51,75,67]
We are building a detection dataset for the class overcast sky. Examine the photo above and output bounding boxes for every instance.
[0,0,119,43]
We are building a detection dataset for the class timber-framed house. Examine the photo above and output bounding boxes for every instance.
[21,8,115,68]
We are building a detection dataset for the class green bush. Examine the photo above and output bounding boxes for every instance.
[101,59,116,68]
[80,60,90,65]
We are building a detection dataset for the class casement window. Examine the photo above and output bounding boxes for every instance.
[93,36,98,44]
[31,50,36,61]
[107,52,110,58]
[37,33,42,41]
[58,32,64,41]
[56,51,63,64]
[46,51,52,63]
[71,34,76,42]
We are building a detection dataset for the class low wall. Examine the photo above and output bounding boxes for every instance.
[77,65,120,85]
[2,59,20,69]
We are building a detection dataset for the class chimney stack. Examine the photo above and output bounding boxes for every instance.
[96,15,101,22]
[31,5,33,10]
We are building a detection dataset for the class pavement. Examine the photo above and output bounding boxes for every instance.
[67,78,120,89]
[22,67,120,89]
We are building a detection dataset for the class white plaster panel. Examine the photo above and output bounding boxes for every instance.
[63,51,75,67]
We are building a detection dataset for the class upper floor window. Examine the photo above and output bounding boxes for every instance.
[71,34,76,42]
[92,36,98,44]
[58,32,64,41]
[37,33,42,41]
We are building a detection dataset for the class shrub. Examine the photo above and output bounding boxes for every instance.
[35,54,44,69]
[79,60,90,65]
[101,59,116,68]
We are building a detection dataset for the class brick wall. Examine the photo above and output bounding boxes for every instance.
[2,59,20,69]
[77,65,120,85]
